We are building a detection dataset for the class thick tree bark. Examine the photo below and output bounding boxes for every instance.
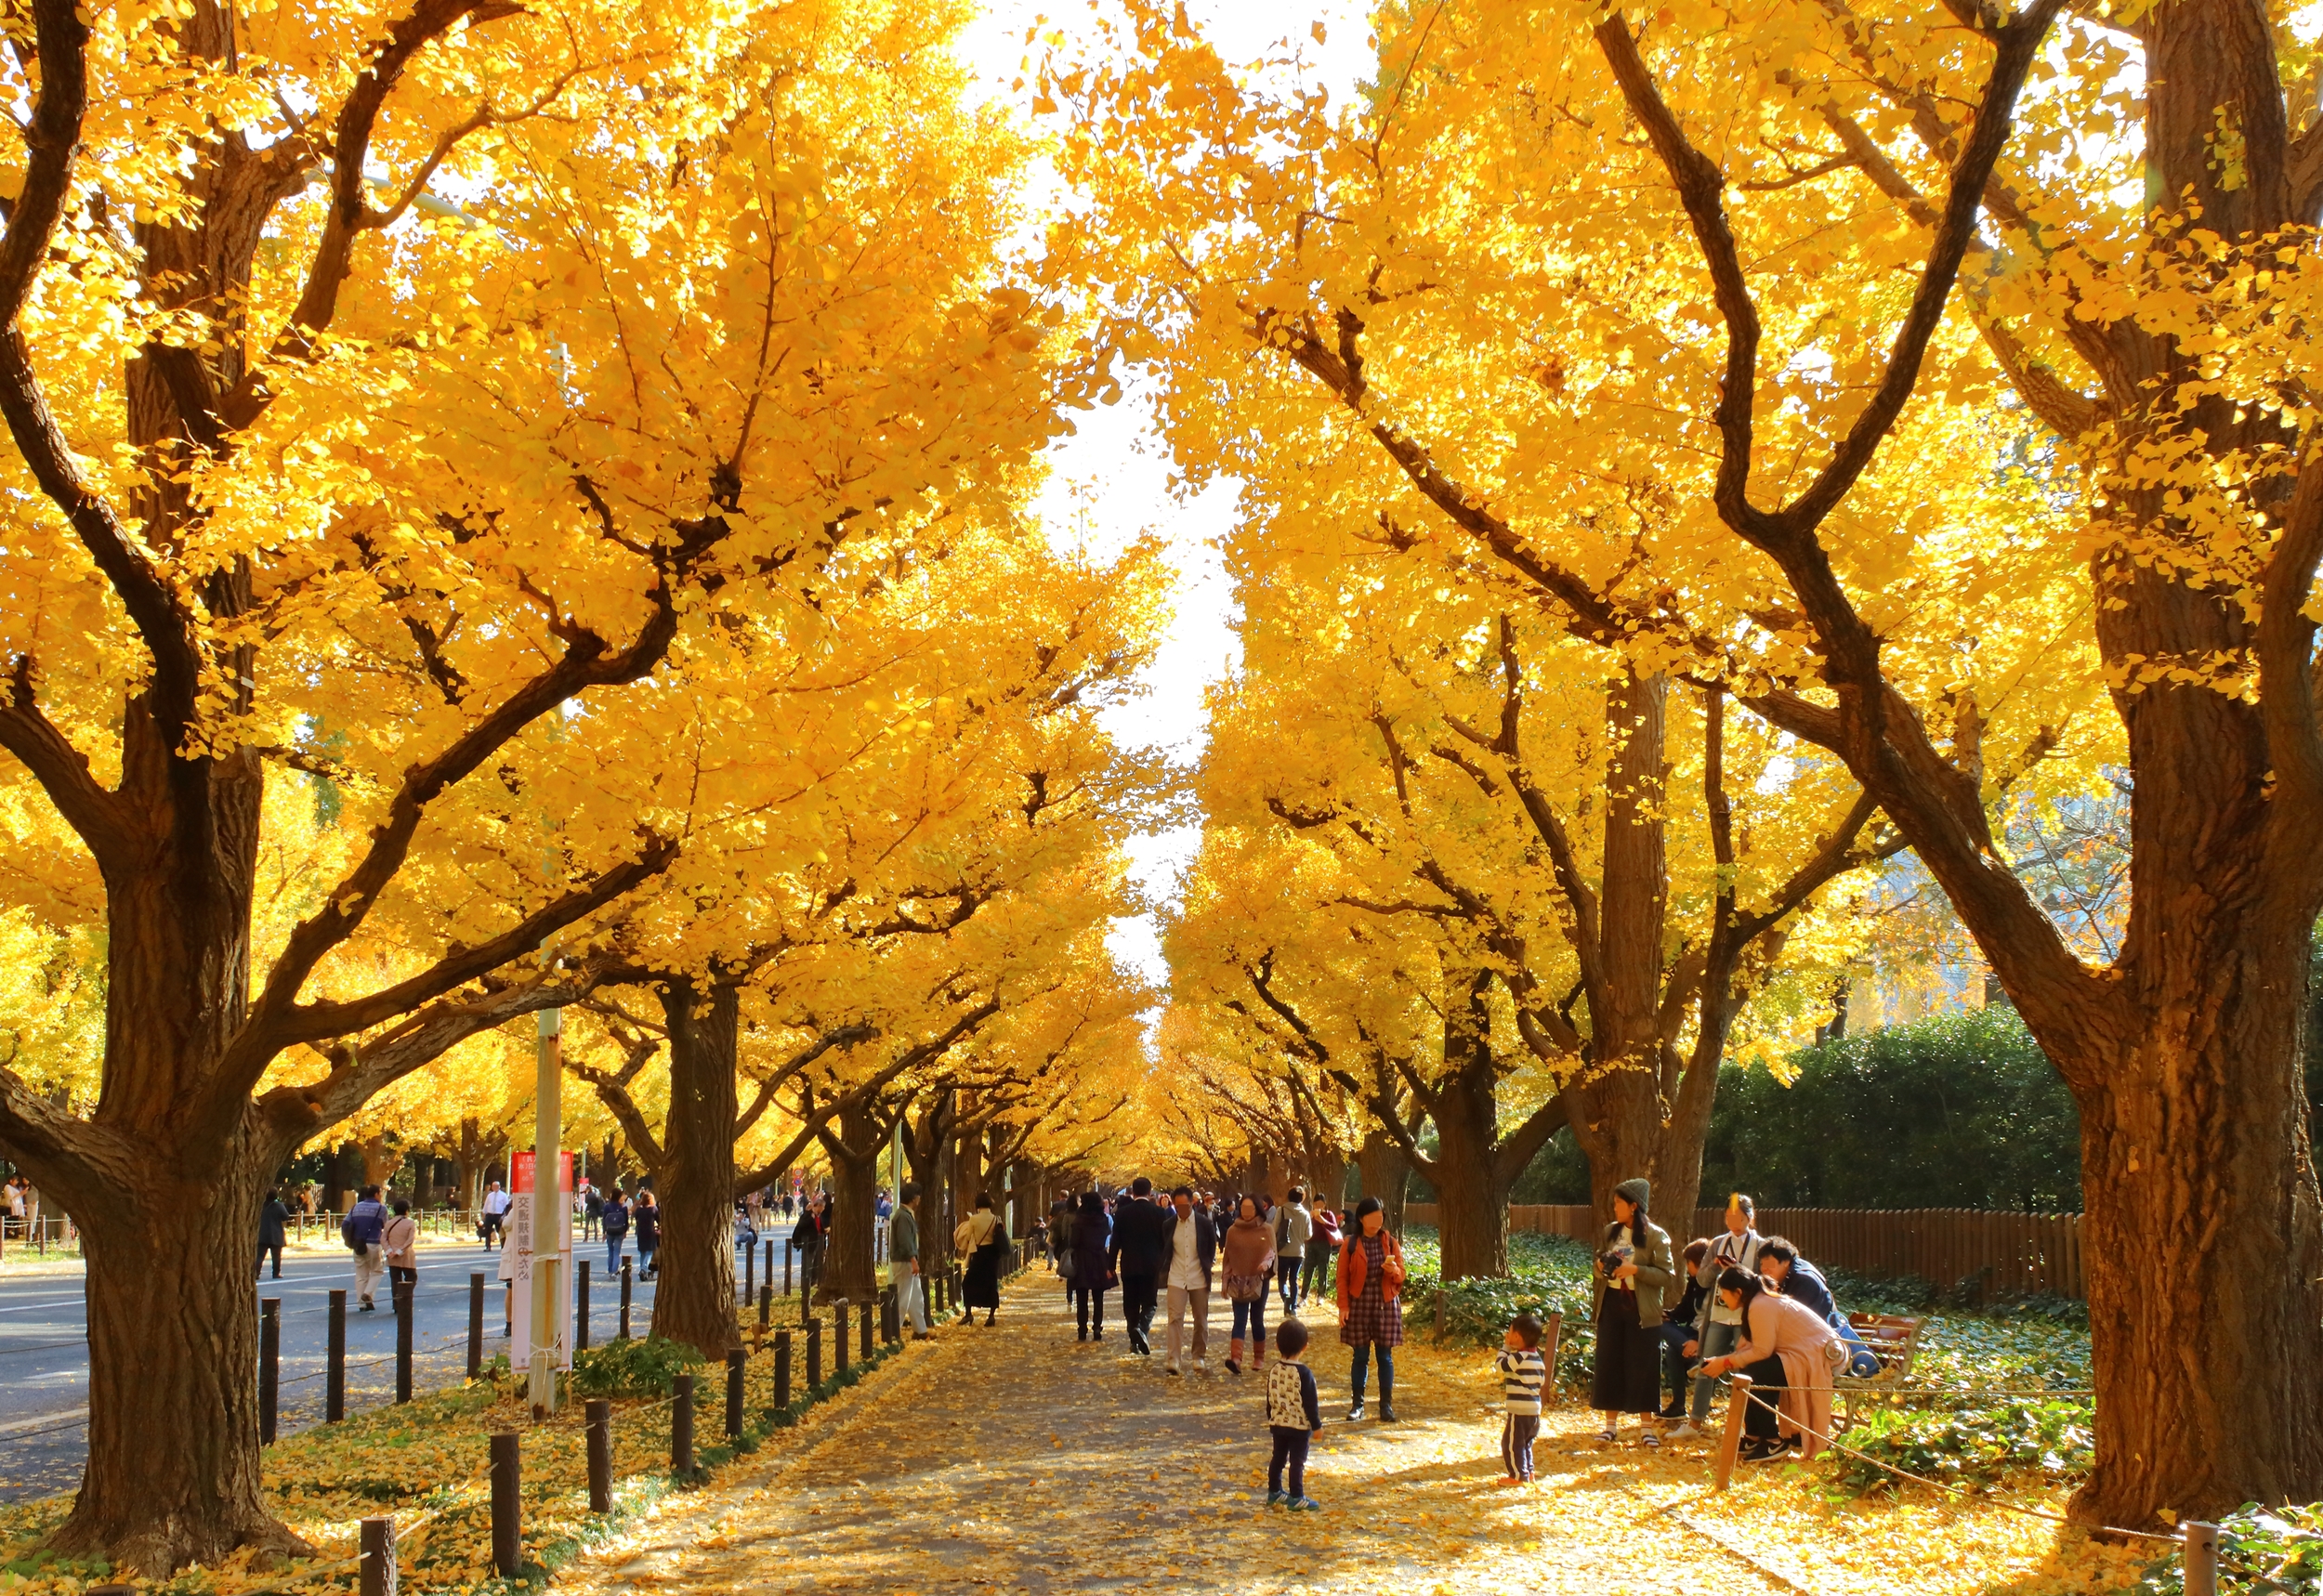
[1355,1127,1409,1235]
[820,1103,883,1306]
[647,977,739,1359]
[50,1124,305,1573]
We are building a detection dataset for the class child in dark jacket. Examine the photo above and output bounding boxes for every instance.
[1265,1318,1324,1511]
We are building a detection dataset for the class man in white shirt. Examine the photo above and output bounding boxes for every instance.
[1161,1185,1217,1376]
[481,1180,511,1251]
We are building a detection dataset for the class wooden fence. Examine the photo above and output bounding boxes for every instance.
[1399,1202,2084,1299]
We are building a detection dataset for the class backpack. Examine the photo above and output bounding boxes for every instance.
[340,1210,364,1253]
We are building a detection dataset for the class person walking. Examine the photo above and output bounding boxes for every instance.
[635,1188,662,1279]
[479,1179,509,1249]
[892,1182,933,1340]
[1160,1184,1214,1373]
[1223,1196,1277,1375]
[383,1197,419,1298]
[1048,1196,1077,1298]
[581,1177,601,1241]
[1697,1266,1844,1462]
[1070,1190,1113,1341]
[257,1186,289,1280]
[602,1186,631,1275]
[1106,1176,1171,1355]
[956,1193,1007,1327]
[1264,1318,1325,1511]
[1592,1176,1675,1446]
[1303,1203,1340,1308]
[344,1184,388,1311]
[1336,1196,1405,1421]
[793,1193,827,1298]
[1273,1187,1314,1313]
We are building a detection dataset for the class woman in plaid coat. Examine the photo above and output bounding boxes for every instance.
[1335,1196,1405,1422]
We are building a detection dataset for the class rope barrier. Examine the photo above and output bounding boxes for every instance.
[1735,1385,2180,1543]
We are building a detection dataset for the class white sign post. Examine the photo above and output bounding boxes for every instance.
[510,1147,573,1411]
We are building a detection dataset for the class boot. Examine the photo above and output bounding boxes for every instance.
[1227,1337,1243,1374]
[1253,1341,1266,1371]
[1379,1376,1398,1423]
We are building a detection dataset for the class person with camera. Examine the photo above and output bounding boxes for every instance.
[1591,1176,1675,1446]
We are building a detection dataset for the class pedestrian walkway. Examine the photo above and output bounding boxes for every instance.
[553,1276,1796,1596]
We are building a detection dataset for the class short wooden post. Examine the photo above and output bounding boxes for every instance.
[764,1239,775,1300]
[807,1318,823,1391]
[671,1372,696,1472]
[1539,1311,1563,1405]
[881,1286,899,1345]
[576,1261,591,1352]
[327,1289,348,1423]
[1713,1373,1753,1491]
[725,1347,746,1437]
[620,1257,634,1340]
[259,1298,281,1446]
[758,1283,772,1328]
[394,1276,414,1404]
[783,1238,793,1298]
[584,1399,612,1512]
[834,1301,851,1375]
[743,1239,755,1304]
[489,1432,522,1576]
[359,1516,397,1596]
[2183,1522,2219,1596]
[467,1272,485,1379]
[774,1329,793,1409]
[860,1295,874,1360]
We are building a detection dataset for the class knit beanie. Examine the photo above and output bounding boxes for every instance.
[1614,1177,1651,1210]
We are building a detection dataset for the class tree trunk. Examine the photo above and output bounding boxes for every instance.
[1355,1127,1409,1235]
[647,977,739,1359]
[822,1105,882,1306]
[322,1143,348,1215]
[1305,1145,1346,1210]
[50,1124,307,1572]
[1427,984,1510,1279]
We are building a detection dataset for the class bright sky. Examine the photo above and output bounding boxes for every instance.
[952,0,1377,994]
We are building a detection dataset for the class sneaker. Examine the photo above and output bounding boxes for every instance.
[1266,1489,1287,1508]
[1598,1428,1617,1445]
[1346,1401,1367,1421]
[1659,1402,1685,1420]
[1642,1429,1660,1447]
[1668,1422,1701,1440]
[1739,1438,1787,1464]
[1288,1497,1323,1512]
[1195,1357,1207,1373]
[1165,1362,1182,1376]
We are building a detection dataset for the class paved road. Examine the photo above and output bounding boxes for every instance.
[0,1237,669,1503]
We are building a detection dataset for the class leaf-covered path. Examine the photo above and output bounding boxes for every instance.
[548,1275,1869,1596]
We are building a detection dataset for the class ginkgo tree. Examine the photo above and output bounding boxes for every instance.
[0,0,1096,1567]
[1055,0,2308,1523]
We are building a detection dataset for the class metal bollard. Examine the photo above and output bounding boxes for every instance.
[2184,1523,2219,1596]
[490,1432,522,1576]
[577,1261,591,1352]
[775,1329,793,1410]
[672,1372,696,1472]
[395,1276,414,1404]
[259,1298,281,1446]
[807,1318,822,1391]
[620,1257,634,1340]
[360,1516,398,1596]
[726,1348,746,1438]
[327,1289,348,1423]
[467,1272,485,1379]
[834,1302,850,1375]
[584,1398,612,1512]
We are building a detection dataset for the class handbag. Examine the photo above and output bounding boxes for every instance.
[1224,1271,1266,1302]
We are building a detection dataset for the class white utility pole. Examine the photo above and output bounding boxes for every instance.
[530,1005,565,1417]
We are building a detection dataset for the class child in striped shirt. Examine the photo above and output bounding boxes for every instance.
[1494,1312,1548,1484]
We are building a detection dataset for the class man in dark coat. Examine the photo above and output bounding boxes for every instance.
[1106,1176,1172,1355]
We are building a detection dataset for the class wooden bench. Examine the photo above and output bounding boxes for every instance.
[1832,1313,1923,1432]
